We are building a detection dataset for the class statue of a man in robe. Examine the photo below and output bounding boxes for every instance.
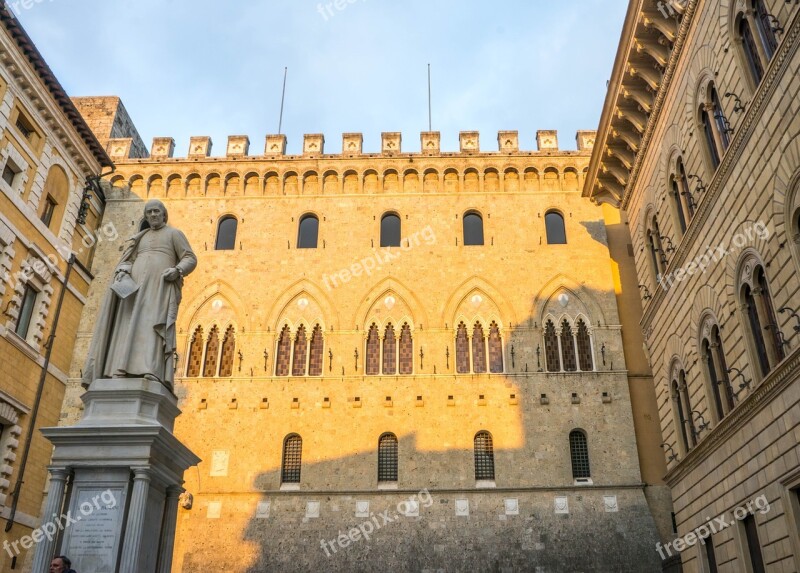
[83,200,197,391]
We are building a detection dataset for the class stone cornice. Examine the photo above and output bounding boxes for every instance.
[640,8,800,330]
[664,347,800,487]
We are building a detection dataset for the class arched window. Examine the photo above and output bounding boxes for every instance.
[202,326,219,377]
[309,325,324,377]
[366,324,380,375]
[218,326,236,378]
[545,211,567,244]
[670,174,688,235]
[297,214,319,249]
[275,325,292,377]
[711,86,730,152]
[378,433,398,483]
[472,322,487,373]
[40,165,68,231]
[700,104,721,170]
[380,213,401,247]
[544,320,560,372]
[752,0,777,60]
[739,15,764,84]
[672,369,696,452]
[186,326,204,377]
[281,435,302,484]
[700,83,730,171]
[560,320,577,372]
[576,320,594,371]
[382,323,396,375]
[292,325,308,377]
[215,216,237,250]
[399,324,413,375]
[569,430,591,479]
[488,322,503,373]
[474,431,495,481]
[741,263,785,378]
[455,322,470,374]
[647,214,666,281]
[701,325,735,422]
[677,159,694,219]
[463,212,484,246]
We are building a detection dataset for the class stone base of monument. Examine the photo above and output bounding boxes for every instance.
[31,379,200,573]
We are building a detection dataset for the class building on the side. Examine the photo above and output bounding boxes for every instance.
[585,0,800,571]
[62,103,675,571]
[0,5,112,571]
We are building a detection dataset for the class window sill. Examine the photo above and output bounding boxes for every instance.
[378,483,398,490]
[279,483,300,492]
[475,480,496,489]
[574,478,593,486]
[1,326,39,358]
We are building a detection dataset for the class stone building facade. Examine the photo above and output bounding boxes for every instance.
[586,0,800,571]
[61,113,673,571]
[0,6,111,572]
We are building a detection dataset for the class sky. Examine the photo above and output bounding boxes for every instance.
[14,0,628,156]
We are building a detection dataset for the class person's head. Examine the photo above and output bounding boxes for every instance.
[49,555,71,573]
[144,199,168,230]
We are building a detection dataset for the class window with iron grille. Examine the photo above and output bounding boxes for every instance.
[202,326,219,377]
[275,325,292,376]
[544,320,560,372]
[292,325,307,376]
[186,326,204,377]
[378,433,398,482]
[309,325,324,376]
[576,320,593,371]
[366,324,380,375]
[281,435,302,484]
[472,322,487,373]
[399,324,413,375]
[455,322,470,373]
[569,430,590,479]
[382,324,396,375]
[488,322,503,373]
[218,326,236,377]
[560,320,577,372]
[474,431,495,481]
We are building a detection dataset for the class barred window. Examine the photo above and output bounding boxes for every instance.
[569,430,590,479]
[366,324,380,375]
[488,322,503,373]
[281,434,302,484]
[218,326,236,377]
[292,325,308,377]
[560,320,577,372]
[186,326,204,377]
[576,320,593,371]
[202,326,219,377]
[474,431,495,481]
[378,433,398,482]
[472,322,487,373]
[383,323,397,375]
[309,325,324,376]
[275,325,292,377]
[456,322,470,374]
[399,324,413,375]
[544,320,560,372]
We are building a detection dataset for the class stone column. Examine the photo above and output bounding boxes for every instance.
[120,468,151,573]
[156,487,181,573]
[31,467,70,573]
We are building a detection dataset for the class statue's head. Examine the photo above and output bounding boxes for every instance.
[144,200,168,230]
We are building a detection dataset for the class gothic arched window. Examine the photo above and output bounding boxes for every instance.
[456,322,470,374]
[309,325,324,377]
[275,325,292,377]
[383,323,397,375]
[186,326,204,377]
[219,326,236,377]
[472,322,487,373]
[399,324,413,375]
[203,326,220,377]
[488,322,503,373]
[366,324,380,375]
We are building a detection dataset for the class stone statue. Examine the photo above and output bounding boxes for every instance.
[83,200,197,390]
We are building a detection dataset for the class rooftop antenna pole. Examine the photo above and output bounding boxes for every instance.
[427,63,432,131]
[278,66,288,135]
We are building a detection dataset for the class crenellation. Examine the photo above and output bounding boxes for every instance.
[459,130,480,152]
[537,130,559,151]
[420,130,441,154]
[106,137,133,161]
[576,130,597,152]
[381,131,401,154]
[341,132,363,155]
[303,133,325,155]
[498,130,519,152]
[151,137,175,159]
[226,135,250,157]
[264,134,286,156]
[188,136,212,158]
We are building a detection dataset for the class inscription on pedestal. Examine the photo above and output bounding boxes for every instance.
[66,487,125,573]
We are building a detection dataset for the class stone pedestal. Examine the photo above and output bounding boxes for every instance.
[32,379,200,573]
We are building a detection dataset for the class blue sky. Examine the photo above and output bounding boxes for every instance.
[15,1,627,156]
